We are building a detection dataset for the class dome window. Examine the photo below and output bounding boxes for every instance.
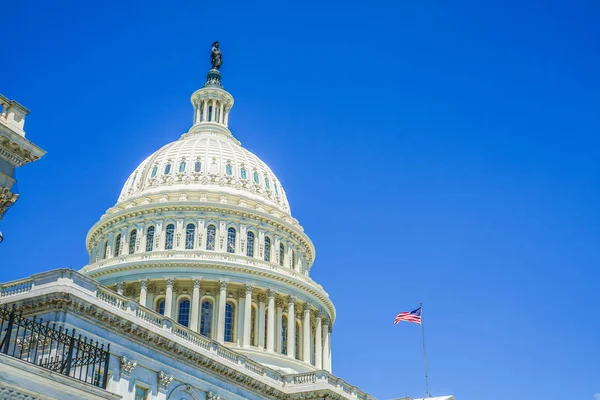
[156,299,165,315]
[185,224,195,250]
[264,237,271,262]
[279,243,285,267]
[179,161,186,173]
[114,234,122,257]
[224,302,235,342]
[165,224,175,250]
[129,229,137,254]
[178,299,191,327]
[146,226,155,252]
[164,163,172,175]
[206,225,216,250]
[246,231,255,257]
[274,183,279,195]
[227,227,236,253]
[194,161,202,173]
[265,178,271,190]
[240,167,247,180]
[253,172,260,184]
[200,300,213,338]
[151,166,158,178]
[225,163,233,176]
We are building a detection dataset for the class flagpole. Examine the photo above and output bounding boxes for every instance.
[420,302,432,398]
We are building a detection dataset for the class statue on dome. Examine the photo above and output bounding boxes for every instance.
[211,41,222,70]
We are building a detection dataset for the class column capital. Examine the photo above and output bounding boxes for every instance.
[244,284,253,294]
[258,293,267,303]
[314,310,323,319]
[303,303,312,313]
[267,289,276,299]
[287,295,296,305]
[322,317,331,327]
[139,279,149,289]
[165,277,175,287]
[219,280,228,291]
[192,278,202,288]
[116,281,125,291]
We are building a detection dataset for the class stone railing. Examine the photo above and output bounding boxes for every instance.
[83,250,324,290]
[0,279,33,297]
[0,269,373,400]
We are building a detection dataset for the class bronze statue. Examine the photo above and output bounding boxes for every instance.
[211,41,222,70]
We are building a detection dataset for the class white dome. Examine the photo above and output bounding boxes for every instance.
[117,131,291,215]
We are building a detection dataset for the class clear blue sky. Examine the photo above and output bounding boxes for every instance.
[2,1,599,399]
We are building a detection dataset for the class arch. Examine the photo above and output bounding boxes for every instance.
[155,297,166,315]
[281,315,288,355]
[165,223,175,250]
[177,298,191,327]
[227,227,236,254]
[279,243,285,267]
[114,234,121,257]
[206,225,216,251]
[264,236,271,262]
[224,301,235,342]
[166,384,203,400]
[145,226,155,252]
[185,223,196,250]
[129,229,137,255]
[246,231,255,257]
[200,299,213,338]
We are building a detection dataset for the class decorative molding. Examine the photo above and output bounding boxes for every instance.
[258,294,267,303]
[120,356,137,376]
[267,289,276,299]
[165,278,176,287]
[158,371,174,391]
[139,279,149,289]
[303,303,312,313]
[276,299,284,309]
[147,283,157,294]
[192,278,202,288]
[287,295,295,305]
[219,280,228,291]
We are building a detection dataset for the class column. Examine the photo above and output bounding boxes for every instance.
[258,294,267,349]
[139,279,149,306]
[237,290,245,345]
[224,106,229,126]
[202,99,207,121]
[266,290,276,352]
[116,281,124,296]
[287,296,295,357]
[314,312,322,369]
[195,101,200,123]
[322,318,330,372]
[275,299,284,353]
[303,303,311,362]
[190,278,201,332]
[164,278,175,319]
[219,103,224,124]
[216,280,227,343]
[243,285,253,347]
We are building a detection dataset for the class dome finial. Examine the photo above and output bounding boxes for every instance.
[204,41,223,88]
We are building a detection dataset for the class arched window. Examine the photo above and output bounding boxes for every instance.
[251,305,257,346]
[164,163,171,175]
[194,161,201,173]
[129,229,137,255]
[146,226,155,252]
[200,300,213,338]
[240,167,247,180]
[281,315,288,355]
[264,309,268,347]
[224,302,235,342]
[279,243,285,267]
[151,166,158,178]
[253,172,260,184]
[225,163,233,176]
[247,231,255,257]
[179,161,186,173]
[178,299,191,327]
[295,321,301,359]
[265,177,270,189]
[156,299,165,315]
[165,224,175,250]
[208,105,213,122]
[104,240,109,259]
[206,225,216,250]
[264,237,271,262]
[114,234,121,257]
[274,183,279,195]
[185,224,195,249]
[227,227,236,253]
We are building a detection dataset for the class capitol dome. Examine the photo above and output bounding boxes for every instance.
[117,130,291,216]
[81,66,333,374]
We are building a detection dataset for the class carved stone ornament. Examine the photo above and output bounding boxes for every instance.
[208,392,223,400]
[192,278,202,288]
[219,280,228,291]
[147,283,157,294]
[258,293,267,303]
[303,302,312,313]
[244,284,253,294]
[120,356,137,376]
[165,278,176,287]
[158,371,174,390]
[287,295,296,305]
[267,289,276,298]
[275,299,284,309]
[139,279,149,289]
[0,187,19,218]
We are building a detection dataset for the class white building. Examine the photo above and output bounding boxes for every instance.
[0,94,46,220]
[0,58,453,400]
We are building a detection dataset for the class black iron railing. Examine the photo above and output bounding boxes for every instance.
[0,305,110,389]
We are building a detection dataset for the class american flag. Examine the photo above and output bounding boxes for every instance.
[394,306,422,325]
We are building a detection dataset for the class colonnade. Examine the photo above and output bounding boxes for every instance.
[193,98,230,126]
[115,278,332,371]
